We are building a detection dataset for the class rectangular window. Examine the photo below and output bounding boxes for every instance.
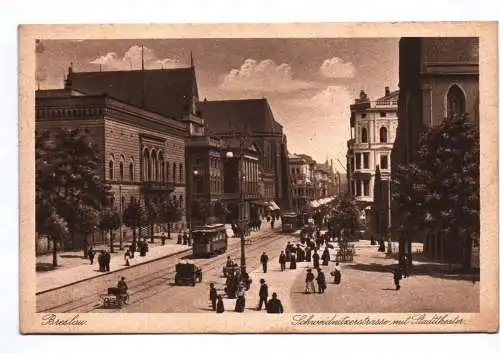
[355,153,361,169]
[356,180,362,196]
[350,158,355,173]
[363,152,369,169]
[380,155,388,170]
[363,180,370,196]
[350,181,355,195]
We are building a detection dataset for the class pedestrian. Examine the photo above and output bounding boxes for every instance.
[124,249,131,266]
[394,266,403,290]
[257,219,262,231]
[267,292,284,314]
[88,246,95,265]
[305,247,312,262]
[270,219,275,229]
[403,255,410,278]
[129,244,135,258]
[305,269,316,294]
[104,250,111,272]
[290,253,297,270]
[209,283,217,311]
[279,251,286,272]
[331,262,341,284]
[313,250,320,269]
[97,250,105,272]
[216,295,225,313]
[234,284,246,312]
[260,252,269,273]
[161,232,166,246]
[316,268,326,294]
[321,247,330,266]
[257,279,268,311]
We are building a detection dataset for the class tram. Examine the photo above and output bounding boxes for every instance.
[191,223,228,258]
[281,212,298,233]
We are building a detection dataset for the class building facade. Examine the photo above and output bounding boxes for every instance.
[391,37,479,264]
[36,89,189,249]
[198,98,290,211]
[288,154,315,214]
[346,87,399,211]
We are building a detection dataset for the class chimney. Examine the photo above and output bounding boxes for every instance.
[385,86,390,97]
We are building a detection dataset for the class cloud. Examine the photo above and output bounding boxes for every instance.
[219,58,315,93]
[320,57,356,78]
[89,45,185,70]
[277,85,353,162]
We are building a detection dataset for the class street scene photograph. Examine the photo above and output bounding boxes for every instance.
[32,33,482,319]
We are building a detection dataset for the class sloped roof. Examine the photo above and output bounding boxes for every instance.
[68,67,198,120]
[198,98,282,135]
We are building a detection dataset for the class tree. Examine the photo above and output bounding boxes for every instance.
[36,128,112,263]
[392,114,479,269]
[144,199,159,243]
[99,207,121,252]
[330,194,361,242]
[158,200,183,239]
[123,198,147,246]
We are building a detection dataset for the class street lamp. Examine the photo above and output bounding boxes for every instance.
[225,141,247,274]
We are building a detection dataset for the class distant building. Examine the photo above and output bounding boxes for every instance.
[391,37,479,264]
[346,87,399,215]
[198,98,291,212]
[288,154,315,214]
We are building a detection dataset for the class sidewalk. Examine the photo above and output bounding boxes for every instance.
[36,237,191,294]
[36,219,281,294]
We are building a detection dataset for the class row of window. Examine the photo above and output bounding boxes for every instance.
[351,180,371,197]
[115,194,185,212]
[352,153,388,171]
[108,158,184,183]
[359,126,388,143]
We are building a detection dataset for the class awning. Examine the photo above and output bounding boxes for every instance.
[309,200,320,208]
[251,200,268,207]
[265,201,280,211]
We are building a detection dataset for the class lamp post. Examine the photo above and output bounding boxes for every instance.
[225,137,247,274]
[190,169,200,238]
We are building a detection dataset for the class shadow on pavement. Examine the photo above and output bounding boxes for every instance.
[60,254,84,259]
[345,262,480,282]
[36,262,60,272]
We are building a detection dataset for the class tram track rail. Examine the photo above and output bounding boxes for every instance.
[37,228,289,313]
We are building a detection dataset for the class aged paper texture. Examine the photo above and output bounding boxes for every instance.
[19,22,498,333]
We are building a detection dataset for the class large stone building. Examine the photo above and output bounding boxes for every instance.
[391,37,479,264]
[288,154,316,214]
[198,98,291,211]
[346,87,399,211]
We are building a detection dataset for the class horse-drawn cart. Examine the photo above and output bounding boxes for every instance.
[174,263,203,286]
[100,287,129,309]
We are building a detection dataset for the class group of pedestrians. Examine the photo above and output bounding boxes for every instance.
[87,247,112,272]
[209,278,284,314]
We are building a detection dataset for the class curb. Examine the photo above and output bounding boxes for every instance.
[36,247,192,295]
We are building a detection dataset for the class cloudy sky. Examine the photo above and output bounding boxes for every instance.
[36,38,399,168]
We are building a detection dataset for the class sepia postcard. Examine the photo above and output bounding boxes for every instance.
[19,22,498,333]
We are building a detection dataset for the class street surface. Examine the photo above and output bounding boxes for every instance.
[38,228,479,314]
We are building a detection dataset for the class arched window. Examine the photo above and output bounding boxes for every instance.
[159,153,165,182]
[166,162,170,181]
[143,149,150,181]
[129,160,134,181]
[108,159,114,180]
[379,127,388,143]
[179,164,183,182]
[361,128,368,143]
[151,150,158,181]
[119,155,125,180]
[173,163,177,183]
[447,84,466,118]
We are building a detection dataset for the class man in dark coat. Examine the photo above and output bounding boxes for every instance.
[278,251,286,271]
[312,250,320,269]
[87,247,95,265]
[394,266,403,290]
[267,292,284,314]
[316,268,326,294]
[97,250,105,272]
[216,295,224,313]
[257,219,262,231]
[257,279,268,310]
[290,253,297,270]
[209,283,218,311]
[321,248,330,266]
[260,252,269,273]
[103,251,111,272]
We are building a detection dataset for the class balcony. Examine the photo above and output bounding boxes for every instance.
[141,181,175,193]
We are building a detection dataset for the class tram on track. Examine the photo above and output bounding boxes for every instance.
[282,212,298,232]
[191,223,228,258]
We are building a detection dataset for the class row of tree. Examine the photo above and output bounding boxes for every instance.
[36,128,183,267]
